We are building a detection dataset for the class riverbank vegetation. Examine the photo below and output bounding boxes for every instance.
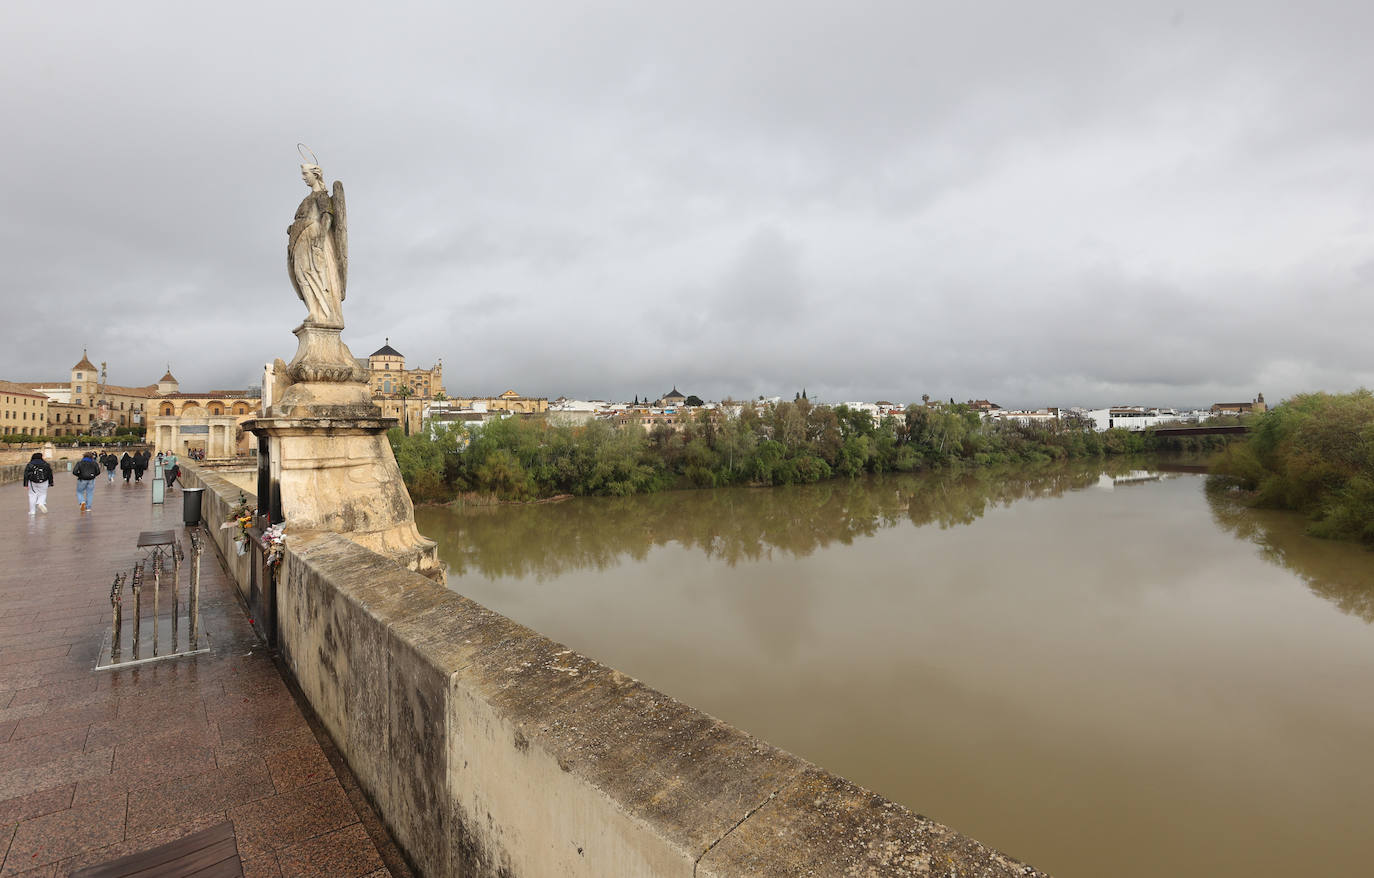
[1209,389,1374,545]
[391,400,1232,504]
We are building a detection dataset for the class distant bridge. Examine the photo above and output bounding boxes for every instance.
[1152,425,1250,437]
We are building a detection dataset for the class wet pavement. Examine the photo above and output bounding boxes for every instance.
[0,472,409,877]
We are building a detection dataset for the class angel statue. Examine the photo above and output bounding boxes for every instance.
[287,147,348,328]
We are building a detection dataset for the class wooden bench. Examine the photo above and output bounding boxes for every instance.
[71,821,242,878]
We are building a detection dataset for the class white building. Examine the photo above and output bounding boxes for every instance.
[1084,407,1205,432]
[548,399,611,425]
[988,408,1060,426]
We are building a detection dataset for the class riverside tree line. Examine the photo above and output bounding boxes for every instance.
[1210,389,1374,546]
[390,399,1223,504]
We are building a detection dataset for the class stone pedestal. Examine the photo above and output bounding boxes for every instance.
[278,324,370,414]
[247,322,441,577]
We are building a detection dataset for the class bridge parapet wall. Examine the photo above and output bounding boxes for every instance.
[180,459,1049,877]
[178,463,255,602]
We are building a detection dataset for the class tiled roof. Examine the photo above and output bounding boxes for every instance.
[0,381,48,399]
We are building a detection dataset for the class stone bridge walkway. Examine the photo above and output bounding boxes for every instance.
[0,474,409,877]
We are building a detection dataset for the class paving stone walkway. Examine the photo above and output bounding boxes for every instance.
[0,472,410,877]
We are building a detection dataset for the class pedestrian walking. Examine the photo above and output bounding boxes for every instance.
[102,451,117,483]
[165,453,180,492]
[72,451,101,513]
[133,450,147,483]
[22,452,53,516]
[120,452,134,484]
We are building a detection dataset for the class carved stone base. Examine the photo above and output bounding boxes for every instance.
[285,323,367,384]
[273,323,373,417]
[245,415,442,577]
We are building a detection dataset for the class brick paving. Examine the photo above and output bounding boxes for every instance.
[0,473,411,877]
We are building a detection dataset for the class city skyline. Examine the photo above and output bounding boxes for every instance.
[3,2,1372,409]
[2,341,1268,415]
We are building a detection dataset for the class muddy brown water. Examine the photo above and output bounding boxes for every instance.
[415,459,1374,878]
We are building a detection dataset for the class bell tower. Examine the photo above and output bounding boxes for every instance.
[70,349,97,405]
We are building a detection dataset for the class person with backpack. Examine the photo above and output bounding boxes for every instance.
[102,451,117,483]
[22,452,53,516]
[72,452,101,512]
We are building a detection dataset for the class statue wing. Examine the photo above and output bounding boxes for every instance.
[332,180,348,298]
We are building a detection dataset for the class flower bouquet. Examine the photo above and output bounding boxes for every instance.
[220,492,255,556]
[262,523,286,568]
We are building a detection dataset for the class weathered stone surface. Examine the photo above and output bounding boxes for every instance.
[282,325,368,388]
[178,465,255,601]
[242,415,440,574]
[287,159,347,330]
[262,522,1051,877]
[697,768,1051,878]
[252,170,440,573]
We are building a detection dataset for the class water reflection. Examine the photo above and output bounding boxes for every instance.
[416,458,1374,878]
[1207,487,1374,623]
[417,458,1155,580]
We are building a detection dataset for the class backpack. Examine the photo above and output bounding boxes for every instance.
[73,459,99,480]
[24,460,51,484]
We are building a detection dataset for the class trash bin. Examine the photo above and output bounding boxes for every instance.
[182,487,205,526]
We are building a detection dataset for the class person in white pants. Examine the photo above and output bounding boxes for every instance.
[22,452,53,516]
[28,480,48,515]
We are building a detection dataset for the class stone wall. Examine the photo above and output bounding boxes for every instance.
[178,464,254,603]
[0,464,23,485]
[179,460,1049,878]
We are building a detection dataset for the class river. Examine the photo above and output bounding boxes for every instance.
[414,458,1374,878]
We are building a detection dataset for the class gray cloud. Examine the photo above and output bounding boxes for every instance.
[2,0,1372,408]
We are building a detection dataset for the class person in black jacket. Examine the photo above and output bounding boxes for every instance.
[72,452,100,512]
[120,452,134,484]
[102,452,117,483]
[133,449,148,483]
[22,453,53,516]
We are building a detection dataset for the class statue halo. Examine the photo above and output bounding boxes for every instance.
[296,143,320,166]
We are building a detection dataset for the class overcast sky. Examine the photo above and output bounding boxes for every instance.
[3,1,1371,408]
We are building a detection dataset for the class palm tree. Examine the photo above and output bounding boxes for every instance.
[396,385,415,436]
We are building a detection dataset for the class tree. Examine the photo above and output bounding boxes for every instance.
[396,385,415,436]
[685,394,704,407]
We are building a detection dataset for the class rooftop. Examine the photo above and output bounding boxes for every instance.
[0,380,48,399]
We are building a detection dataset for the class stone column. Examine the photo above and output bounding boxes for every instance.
[245,321,440,576]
